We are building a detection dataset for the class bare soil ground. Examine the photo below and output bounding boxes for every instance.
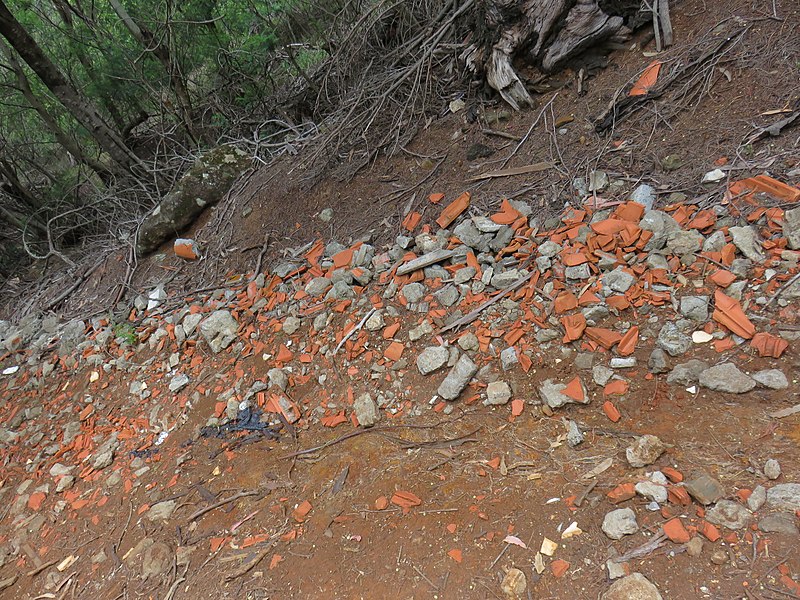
[1,1,799,599]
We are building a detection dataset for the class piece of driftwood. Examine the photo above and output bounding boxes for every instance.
[396,249,455,276]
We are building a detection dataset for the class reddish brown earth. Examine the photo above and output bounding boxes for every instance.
[1,1,799,599]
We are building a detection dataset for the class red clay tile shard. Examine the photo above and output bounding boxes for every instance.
[402,211,422,231]
[607,482,636,504]
[551,559,570,578]
[604,380,629,396]
[511,398,524,416]
[750,332,789,358]
[554,291,579,313]
[602,400,621,422]
[698,521,721,542]
[709,269,736,287]
[614,201,645,222]
[292,500,312,522]
[28,492,46,511]
[491,199,523,225]
[630,60,662,96]
[663,518,691,543]
[436,192,470,228]
[429,193,445,204]
[561,314,586,343]
[729,174,800,203]
[384,341,405,361]
[662,467,684,483]
[375,496,390,510]
[561,251,589,266]
[616,326,638,356]
[321,411,347,427]
[391,491,422,514]
[712,290,755,339]
[585,327,622,349]
[563,376,585,402]
[447,548,463,563]
[174,238,201,260]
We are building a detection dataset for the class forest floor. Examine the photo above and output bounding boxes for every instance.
[1,1,800,599]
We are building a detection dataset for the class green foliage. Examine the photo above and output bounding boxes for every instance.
[113,322,138,345]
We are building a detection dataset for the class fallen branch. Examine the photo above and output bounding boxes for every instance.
[612,532,668,563]
[224,546,272,582]
[334,307,375,354]
[470,162,553,181]
[188,490,260,521]
[45,256,106,312]
[762,271,800,308]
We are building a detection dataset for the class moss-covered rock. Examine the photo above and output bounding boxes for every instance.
[136,145,249,256]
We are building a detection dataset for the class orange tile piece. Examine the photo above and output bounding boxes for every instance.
[585,327,622,349]
[698,521,721,542]
[750,332,789,358]
[604,380,629,396]
[384,341,405,361]
[607,483,636,504]
[551,559,570,578]
[662,467,684,483]
[561,314,586,343]
[391,490,422,514]
[491,199,523,225]
[321,411,348,427]
[28,492,46,511]
[614,201,645,222]
[663,518,691,543]
[563,376,585,402]
[402,211,422,232]
[293,500,312,522]
[429,193,445,204]
[709,269,736,287]
[447,548,463,563]
[630,60,662,96]
[554,290,579,313]
[667,485,692,506]
[602,400,621,422]
[616,326,638,356]
[729,174,800,203]
[712,290,755,339]
[436,192,470,229]
[383,323,400,339]
[511,399,524,416]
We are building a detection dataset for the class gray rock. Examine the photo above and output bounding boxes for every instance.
[326,280,355,300]
[565,264,591,280]
[182,313,202,336]
[610,357,637,369]
[752,369,789,390]
[635,481,668,504]
[56,475,75,493]
[169,373,190,393]
[490,269,521,289]
[354,393,380,427]
[305,276,332,297]
[764,459,782,480]
[646,253,671,271]
[657,322,692,356]
[592,365,614,386]
[453,220,483,248]
[365,311,385,331]
[748,485,767,511]
[783,206,800,249]
[402,282,426,304]
[538,240,561,257]
[267,368,288,391]
[312,312,329,332]
[490,227,514,252]
[200,310,239,353]
[454,267,477,284]
[630,184,655,210]
[49,463,73,478]
[535,256,552,272]
[648,348,669,374]
[500,347,518,371]
[416,346,449,375]
[536,329,561,343]
[684,474,724,505]
[729,226,765,262]
[434,285,459,307]
[566,420,584,447]
[666,230,704,256]
[666,360,708,386]
[640,211,681,252]
[318,207,333,222]
[457,333,479,352]
[472,216,502,233]
[142,542,173,578]
[703,230,727,253]
[574,352,595,370]
[686,537,704,557]
[699,363,755,393]
[145,500,176,521]
[486,381,512,405]
[626,435,666,468]
[282,316,301,335]
[602,573,663,600]
[136,146,249,256]
[409,321,434,341]
[602,508,639,540]
[758,514,799,535]
[766,483,800,511]
[539,379,585,408]
[603,269,636,293]
[679,296,709,322]
[438,355,478,400]
[705,500,752,530]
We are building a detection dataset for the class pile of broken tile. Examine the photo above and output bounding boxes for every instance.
[0,172,799,595]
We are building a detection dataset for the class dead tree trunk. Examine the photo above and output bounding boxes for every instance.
[0,1,144,175]
[466,0,642,109]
